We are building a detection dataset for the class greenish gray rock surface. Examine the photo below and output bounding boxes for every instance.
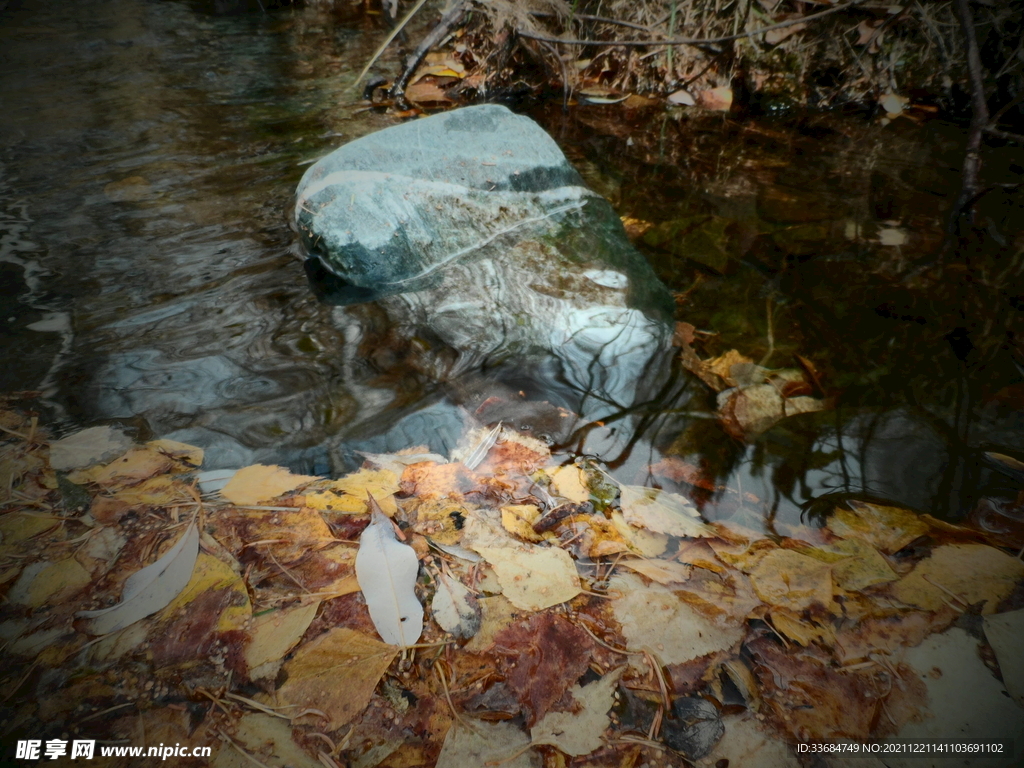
[295,104,675,416]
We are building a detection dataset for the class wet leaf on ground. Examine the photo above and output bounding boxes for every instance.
[220,464,318,506]
[529,667,624,756]
[69,445,175,487]
[747,548,835,611]
[493,612,596,725]
[77,520,200,635]
[305,467,400,516]
[619,484,713,538]
[889,543,1024,612]
[436,721,538,768]
[158,552,251,630]
[244,601,321,674]
[800,537,897,592]
[500,504,548,543]
[213,712,322,768]
[431,570,480,639]
[619,557,692,584]
[609,511,669,556]
[610,573,744,665]
[233,506,334,564]
[8,558,91,607]
[277,626,398,731]
[662,696,724,759]
[473,545,581,611]
[827,501,930,554]
[356,499,423,646]
[549,465,589,502]
[747,637,881,740]
[47,426,132,471]
[146,438,203,468]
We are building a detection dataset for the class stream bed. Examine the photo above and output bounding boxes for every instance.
[2,0,1022,534]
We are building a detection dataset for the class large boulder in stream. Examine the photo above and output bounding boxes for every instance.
[294,104,675,421]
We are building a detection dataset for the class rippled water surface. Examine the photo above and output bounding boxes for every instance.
[2,0,1022,532]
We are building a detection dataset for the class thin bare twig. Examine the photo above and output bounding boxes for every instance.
[391,0,468,98]
[517,0,869,48]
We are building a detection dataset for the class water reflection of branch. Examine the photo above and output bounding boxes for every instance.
[558,362,694,469]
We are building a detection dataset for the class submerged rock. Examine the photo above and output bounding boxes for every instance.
[295,104,675,430]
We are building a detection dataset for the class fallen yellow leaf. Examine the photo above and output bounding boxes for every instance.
[474,545,581,611]
[277,627,398,731]
[811,538,896,592]
[221,464,318,506]
[160,552,251,632]
[72,446,174,487]
[500,504,546,543]
[305,468,399,516]
[890,543,1024,612]
[748,549,834,611]
[827,502,929,554]
[110,475,192,506]
[147,438,204,468]
[550,465,589,503]
[611,573,743,664]
[0,511,61,543]
[770,609,836,647]
[245,601,320,672]
[8,558,92,607]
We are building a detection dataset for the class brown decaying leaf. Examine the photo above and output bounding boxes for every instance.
[405,80,454,104]
[833,611,945,666]
[493,612,596,726]
[748,637,885,741]
[277,626,398,731]
[651,456,720,492]
[232,506,334,564]
[475,430,551,476]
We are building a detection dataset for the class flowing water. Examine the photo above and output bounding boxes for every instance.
[2,0,1022,533]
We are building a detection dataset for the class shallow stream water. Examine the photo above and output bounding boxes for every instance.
[2,0,1022,533]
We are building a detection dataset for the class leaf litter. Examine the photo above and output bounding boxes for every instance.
[0,397,1022,766]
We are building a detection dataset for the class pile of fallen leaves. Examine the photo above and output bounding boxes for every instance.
[2,393,1023,767]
